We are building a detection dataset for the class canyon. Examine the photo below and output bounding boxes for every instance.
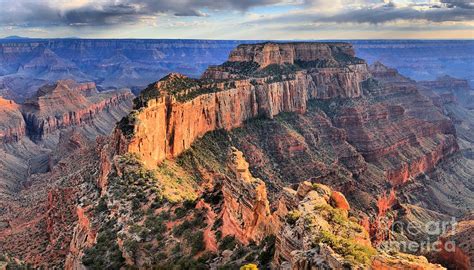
[1,39,472,103]
[0,79,133,192]
[0,41,472,269]
[0,39,245,102]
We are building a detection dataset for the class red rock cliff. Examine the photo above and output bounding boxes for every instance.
[121,42,369,168]
[0,97,26,143]
[227,42,356,68]
[22,80,133,141]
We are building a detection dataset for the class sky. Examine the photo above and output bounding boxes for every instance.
[0,0,473,39]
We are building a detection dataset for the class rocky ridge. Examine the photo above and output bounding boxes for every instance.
[106,42,463,268]
[0,42,470,269]
[22,79,132,141]
[0,80,133,144]
[120,42,370,168]
[0,97,25,143]
[0,79,133,193]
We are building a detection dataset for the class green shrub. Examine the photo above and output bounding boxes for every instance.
[190,231,205,255]
[258,235,276,267]
[174,207,187,219]
[286,210,301,225]
[219,235,237,251]
[96,197,108,213]
[82,227,125,269]
[315,230,376,265]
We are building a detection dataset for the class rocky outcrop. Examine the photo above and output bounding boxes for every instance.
[227,42,356,68]
[273,181,444,269]
[418,75,474,110]
[64,206,96,270]
[274,181,371,267]
[0,97,26,143]
[371,253,445,270]
[221,147,272,244]
[419,75,471,92]
[369,61,413,84]
[22,79,133,141]
[122,42,370,168]
[434,215,473,270]
[331,62,460,186]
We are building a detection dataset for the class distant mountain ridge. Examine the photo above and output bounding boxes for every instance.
[0,39,472,102]
[1,35,30,40]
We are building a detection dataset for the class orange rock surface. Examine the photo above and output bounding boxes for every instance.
[0,97,26,143]
[124,42,370,168]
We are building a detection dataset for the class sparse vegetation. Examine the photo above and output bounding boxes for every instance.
[258,235,276,267]
[83,219,126,270]
[314,230,376,265]
[117,110,139,138]
[219,235,237,251]
[286,210,301,225]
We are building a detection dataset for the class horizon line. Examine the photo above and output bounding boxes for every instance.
[2,36,474,41]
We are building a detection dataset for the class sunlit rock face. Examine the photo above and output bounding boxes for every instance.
[121,42,371,168]
[22,79,133,141]
[0,97,25,143]
[1,41,470,269]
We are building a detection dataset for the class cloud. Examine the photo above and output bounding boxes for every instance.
[0,0,286,27]
[0,0,472,39]
[249,1,474,26]
[441,0,474,9]
[319,3,474,24]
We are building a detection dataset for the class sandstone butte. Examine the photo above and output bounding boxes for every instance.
[118,42,457,186]
[120,42,370,168]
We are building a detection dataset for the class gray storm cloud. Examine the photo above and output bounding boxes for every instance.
[0,0,472,28]
[0,0,285,26]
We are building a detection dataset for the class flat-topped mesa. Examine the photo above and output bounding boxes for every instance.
[0,97,26,143]
[118,42,371,169]
[22,79,133,141]
[419,75,471,91]
[227,42,357,68]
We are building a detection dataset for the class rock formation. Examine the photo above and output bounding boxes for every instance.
[0,39,245,102]
[120,43,457,192]
[0,79,133,194]
[226,42,356,68]
[0,97,25,143]
[221,147,272,244]
[418,75,474,110]
[434,215,473,270]
[22,79,132,141]
[121,42,370,168]
[0,41,470,269]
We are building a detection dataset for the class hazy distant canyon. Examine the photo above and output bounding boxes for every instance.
[0,39,472,102]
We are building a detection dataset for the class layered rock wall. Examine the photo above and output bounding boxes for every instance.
[228,42,355,67]
[0,97,26,143]
[22,80,133,141]
[124,42,370,168]
[220,148,273,244]
[127,74,320,167]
